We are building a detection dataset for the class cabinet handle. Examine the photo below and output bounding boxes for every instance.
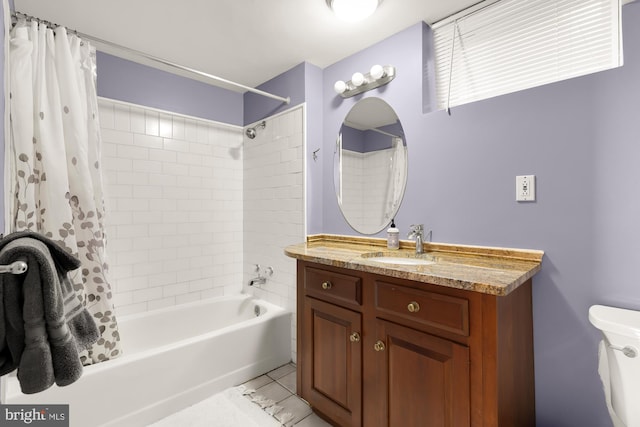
[321,281,332,290]
[407,301,420,313]
[350,332,361,343]
[374,340,386,352]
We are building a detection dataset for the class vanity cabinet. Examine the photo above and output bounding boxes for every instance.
[300,266,363,426]
[372,318,470,427]
[296,261,536,427]
[302,296,362,427]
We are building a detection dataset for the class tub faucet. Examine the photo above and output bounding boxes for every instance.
[407,224,425,255]
[248,264,273,287]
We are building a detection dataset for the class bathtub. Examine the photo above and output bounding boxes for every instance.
[1,294,291,427]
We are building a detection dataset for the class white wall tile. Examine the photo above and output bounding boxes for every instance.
[100,99,244,316]
[99,101,115,129]
[148,272,178,287]
[132,185,162,199]
[175,292,201,305]
[145,111,159,136]
[159,113,173,138]
[132,160,162,174]
[148,297,176,311]
[243,105,305,363]
[133,287,163,303]
[100,100,303,363]
[201,288,224,300]
[149,149,177,163]
[114,104,131,131]
[117,145,149,160]
[102,128,134,145]
[134,134,163,149]
[196,123,209,143]
[184,119,198,142]
[117,276,149,292]
[116,302,148,317]
[130,107,146,134]
[172,116,185,140]
[163,282,189,297]
[177,152,202,166]
[106,185,133,198]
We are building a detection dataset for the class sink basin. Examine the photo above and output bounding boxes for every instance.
[361,252,436,266]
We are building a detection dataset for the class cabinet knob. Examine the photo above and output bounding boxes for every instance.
[350,332,361,343]
[407,301,420,313]
[321,281,332,290]
[374,340,386,352]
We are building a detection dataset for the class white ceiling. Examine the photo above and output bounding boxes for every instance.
[13,0,482,92]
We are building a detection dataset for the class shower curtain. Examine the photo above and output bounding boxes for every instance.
[384,137,406,222]
[7,20,121,364]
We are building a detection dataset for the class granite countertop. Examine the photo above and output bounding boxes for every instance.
[285,234,544,296]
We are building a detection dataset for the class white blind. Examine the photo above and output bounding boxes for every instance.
[432,0,623,110]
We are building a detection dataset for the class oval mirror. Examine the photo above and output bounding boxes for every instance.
[334,97,407,235]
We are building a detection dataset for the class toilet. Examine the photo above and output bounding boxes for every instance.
[589,305,640,427]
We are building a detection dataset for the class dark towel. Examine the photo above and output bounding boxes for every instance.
[0,231,99,394]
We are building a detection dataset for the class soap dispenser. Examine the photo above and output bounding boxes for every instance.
[387,219,399,250]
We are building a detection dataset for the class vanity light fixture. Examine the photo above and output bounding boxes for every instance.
[333,64,396,98]
[326,0,383,22]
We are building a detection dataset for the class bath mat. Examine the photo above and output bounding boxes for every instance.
[149,386,281,427]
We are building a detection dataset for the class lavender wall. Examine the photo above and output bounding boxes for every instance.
[96,52,243,126]
[304,62,324,235]
[243,62,305,125]
[323,23,425,236]
[322,4,640,426]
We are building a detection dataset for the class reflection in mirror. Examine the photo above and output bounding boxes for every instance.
[334,97,407,235]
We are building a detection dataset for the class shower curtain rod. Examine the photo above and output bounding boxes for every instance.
[11,11,291,105]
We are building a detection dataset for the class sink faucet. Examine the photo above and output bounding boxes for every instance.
[407,224,425,255]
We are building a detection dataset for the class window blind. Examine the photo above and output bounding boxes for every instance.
[432,0,623,110]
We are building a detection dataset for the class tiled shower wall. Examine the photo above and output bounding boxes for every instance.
[243,106,305,363]
[99,98,244,316]
[99,98,304,361]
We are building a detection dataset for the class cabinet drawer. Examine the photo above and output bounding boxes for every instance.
[375,281,469,336]
[305,266,362,307]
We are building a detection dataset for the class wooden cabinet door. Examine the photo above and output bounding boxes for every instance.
[301,296,362,427]
[372,319,470,427]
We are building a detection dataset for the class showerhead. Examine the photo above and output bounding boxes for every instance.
[245,121,266,140]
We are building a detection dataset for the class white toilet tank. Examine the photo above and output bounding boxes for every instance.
[589,305,640,427]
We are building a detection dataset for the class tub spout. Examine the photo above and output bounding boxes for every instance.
[249,277,267,286]
[248,264,273,287]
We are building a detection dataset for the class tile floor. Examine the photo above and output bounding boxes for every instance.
[241,363,332,427]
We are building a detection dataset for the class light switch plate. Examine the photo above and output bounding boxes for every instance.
[516,175,535,202]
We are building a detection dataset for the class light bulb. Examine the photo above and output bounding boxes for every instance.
[351,72,365,86]
[370,64,385,80]
[329,0,381,22]
[334,80,347,94]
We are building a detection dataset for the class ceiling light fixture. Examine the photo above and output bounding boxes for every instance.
[326,0,383,22]
[334,64,396,98]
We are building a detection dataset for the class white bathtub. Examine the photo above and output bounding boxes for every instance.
[1,294,291,427]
